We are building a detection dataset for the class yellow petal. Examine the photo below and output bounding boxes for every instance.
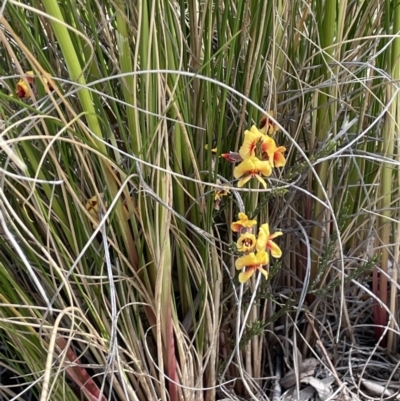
[233,158,253,179]
[231,213,257,232]
[259,223,270,237]
[255,174,267,188]
[260,137,277,166]
[258,266,269,280]
[257,224,283,258]
[239,126,263,159]
[236,250,269,269]
[235,253,258,270]
[254,158,272,176]
[273,147,286,167]
[269,231,283,240]
[239,269,255,283]
[237,175,252,188]
[269,241,282,258]
[261,135,277,152]
[256,228,268,252]
[16,80,30,98]
[233,157,272,183]
[255,250,269,266]
[250,125,264,135]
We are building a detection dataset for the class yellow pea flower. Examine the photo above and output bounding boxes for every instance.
[231,212,257,232]
[16,70,54,99]
[16,71,34,98]
[239,126,278,167]
[233,156,272,188]
[235,251,269,283]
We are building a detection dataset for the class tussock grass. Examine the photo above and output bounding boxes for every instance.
[0,1,400,401]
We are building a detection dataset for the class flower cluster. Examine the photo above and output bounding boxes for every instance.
[222,112,286,188]
[232,213,282,283]
[206,111,286,283]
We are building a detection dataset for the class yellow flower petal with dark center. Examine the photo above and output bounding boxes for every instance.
[85,193,104,220]
[260,135,278,166]
[256,223,283,258]
[233,156,272,189]
[15,71,53,98]
[239,126,264,159]
[231,212,257,232]
[237,233,257,252]
[16,73,33,98]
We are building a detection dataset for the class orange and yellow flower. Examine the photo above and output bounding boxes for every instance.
[235,251,269,283]
[239,125,279,166]
[233,156,272,188]
[237,233,257,252]
[231,212,257,232]
[256,223,283,258]
[16,70,54,99]
[16,71,34,98]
